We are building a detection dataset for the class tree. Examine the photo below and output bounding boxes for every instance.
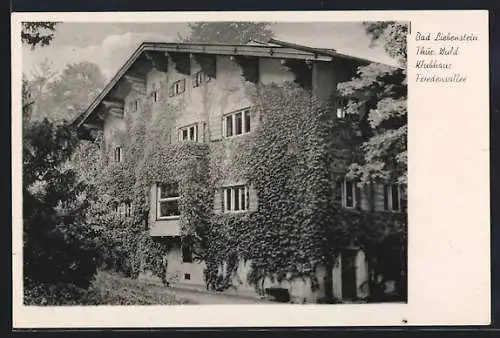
[338,22,407,186]
[337,21,408,301]
[28,61,106,122]
[22,22,58,50]
[22,22,101,305]
[180,22,275,44]
[23,117,100,304]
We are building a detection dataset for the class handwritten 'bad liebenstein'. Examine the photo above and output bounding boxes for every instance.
[414,32,479,83]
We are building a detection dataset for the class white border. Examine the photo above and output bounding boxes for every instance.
[12,10,490,327]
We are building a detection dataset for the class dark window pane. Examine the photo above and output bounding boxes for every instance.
[225,189,232,211]
[159,200,179,217]
[226,116,233,137]
[240,188,246,210]
[235,112,243,135]
[345,181,354,207]
[189,126,195,140]
[234,188,240,211]
[335,180,342,204]
[244,110,251,133]
[160,183,179,198]
[182,245,193,263]
[391,185,400,211]
[182,129,188,140]
[383,185,389,210]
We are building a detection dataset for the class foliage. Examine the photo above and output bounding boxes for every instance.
[24,271,195,305]
[197,83,406,301]
[338,22,408,186]
[22,22,58,49]
[27,61,107,123]
[180,22,275,44]
[23,118,100,303]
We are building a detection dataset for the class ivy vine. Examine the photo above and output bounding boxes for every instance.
[91,80,406,301]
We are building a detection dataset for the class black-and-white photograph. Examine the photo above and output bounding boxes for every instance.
[21,21,408,306]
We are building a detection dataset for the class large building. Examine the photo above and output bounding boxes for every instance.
[74,39,405,303]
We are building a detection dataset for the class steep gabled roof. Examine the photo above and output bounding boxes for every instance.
[72,40,373,131]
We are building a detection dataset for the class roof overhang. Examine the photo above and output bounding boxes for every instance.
[72,40,375,133]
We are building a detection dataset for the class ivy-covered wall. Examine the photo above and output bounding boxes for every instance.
[91,54,407,303]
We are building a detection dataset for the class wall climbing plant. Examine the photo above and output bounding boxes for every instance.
[90,78,406,303]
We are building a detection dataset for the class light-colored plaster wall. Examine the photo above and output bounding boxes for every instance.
[165,244,206,286]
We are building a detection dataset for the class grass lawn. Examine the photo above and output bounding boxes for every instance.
[83,271,197,305]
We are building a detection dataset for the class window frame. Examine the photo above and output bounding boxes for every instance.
[222,108,252,138]
[192,70,205,88]
[178,123,199,142]
[383,183,402,212]
[115,201,133,217]
[156,183,181,220]
[222,185,250,213]
[335,96,360,119]
[169,79,186,97]
[335,179,359,209]
[114,146,122,163]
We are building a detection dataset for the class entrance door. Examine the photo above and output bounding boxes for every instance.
[341,250,358,300]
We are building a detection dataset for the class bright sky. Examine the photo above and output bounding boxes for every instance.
[22,22,398,80]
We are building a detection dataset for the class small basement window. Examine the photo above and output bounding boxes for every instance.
[157,182,180,219]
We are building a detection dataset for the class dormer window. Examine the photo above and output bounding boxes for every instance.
[178,124,199,142]
[114,146,122,163]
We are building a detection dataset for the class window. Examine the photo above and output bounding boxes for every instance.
[157,183,180,219]
[178,124,199,142]
[335,97,360,119]
[114,146,122,163]
[336,97,349,119]
[192,70,210,87]
[383,184,401,212]
[128,99,140,113]
[335,179,359,209]
[182,244,193,263]
[130,99,140,112]
[223,108,251,138]
[184,273,191,280]
[152,88,159,103]
[114,202,133,217]
[169,79,186,97]
[222,185,249,212]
